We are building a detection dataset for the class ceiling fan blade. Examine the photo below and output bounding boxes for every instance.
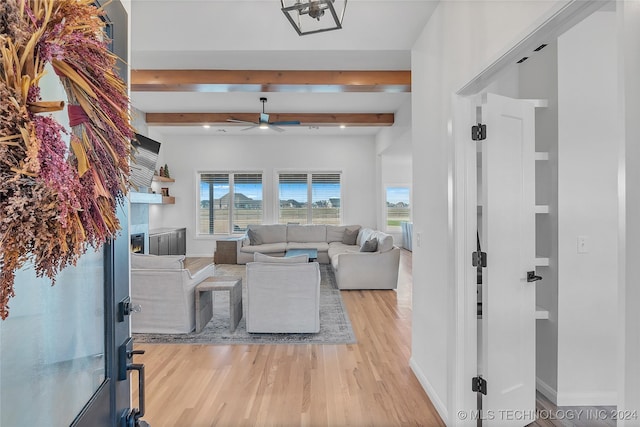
[268,124,285,132]
[241,125,259,131]
[270,120,301,126]
[227,118,257,125]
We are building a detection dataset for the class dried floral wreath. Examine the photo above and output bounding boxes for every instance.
[0,0,135,319]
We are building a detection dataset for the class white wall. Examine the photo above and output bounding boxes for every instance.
[557,10,618,406]
[411,1,578,422]
[146,133,377,256]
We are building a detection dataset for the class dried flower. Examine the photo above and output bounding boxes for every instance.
[0,0,136,319]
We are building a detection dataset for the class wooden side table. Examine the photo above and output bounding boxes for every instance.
[214,238,240,264]
[195,277,243,333]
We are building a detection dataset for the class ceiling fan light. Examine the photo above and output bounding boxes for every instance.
[259,123,269,130]
[281,0,347,36]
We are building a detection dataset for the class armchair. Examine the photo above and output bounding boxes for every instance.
[246,260,321,333]
[131,253,214,334]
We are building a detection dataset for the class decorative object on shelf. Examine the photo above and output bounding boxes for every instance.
[159,166,164,178]
[161,187,169,197]
[163,163,170,178]
[280,0,347,36]
[0,0,135,319]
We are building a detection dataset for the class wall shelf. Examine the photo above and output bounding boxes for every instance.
[535,306,550,320]
[162,196,175,204]
[153,175,175,183]
[535,257,550,267]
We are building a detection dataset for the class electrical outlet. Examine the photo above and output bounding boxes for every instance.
[577,235,588,254]
[416,232,422,247]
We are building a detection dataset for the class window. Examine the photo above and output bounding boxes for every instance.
[198,172,263,235]
[385,186,411,231]
[278,172,341,225]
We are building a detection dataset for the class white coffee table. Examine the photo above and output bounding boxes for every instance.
[195,276,242,333]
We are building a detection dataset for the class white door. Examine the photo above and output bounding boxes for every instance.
[480,93,536,426]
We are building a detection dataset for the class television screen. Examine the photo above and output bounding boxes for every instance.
[130,133,161,189]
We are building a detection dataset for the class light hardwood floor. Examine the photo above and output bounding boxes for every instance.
[133,250,446,426]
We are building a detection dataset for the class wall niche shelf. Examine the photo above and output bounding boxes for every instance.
[153,175,175,183]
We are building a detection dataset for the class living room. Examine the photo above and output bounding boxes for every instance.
[134,102,412,258]
[2,1,640,426]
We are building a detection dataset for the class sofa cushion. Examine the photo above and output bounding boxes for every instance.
[287,225,326,243]
[342,228,359,245]
[247,228,263,245]
[254,252,308,263]
[374,232,394,253]
[360,237,378,252]
[326,225,346,242]
[357,228,374,246]
[240,242,288,254]
[247,224,287,244]
[328,242,360,259]
[131,253,185,270]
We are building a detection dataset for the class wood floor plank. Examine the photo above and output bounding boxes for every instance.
[134,249,445,426]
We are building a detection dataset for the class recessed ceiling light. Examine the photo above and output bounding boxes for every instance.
[203,125,210,129]
[340,125,346,129]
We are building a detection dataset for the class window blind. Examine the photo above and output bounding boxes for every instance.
[311,173,341,225]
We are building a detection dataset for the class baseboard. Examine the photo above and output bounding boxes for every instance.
[555,391,617,407]
[536,377,558,404]
[409,357,449,425]
[536,377,617,406]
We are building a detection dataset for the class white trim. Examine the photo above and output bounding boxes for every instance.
[536,377,558,404]
[410,357,449,426]
[556,391,618,407]
[451,94,479,426]
[456,0,608,96]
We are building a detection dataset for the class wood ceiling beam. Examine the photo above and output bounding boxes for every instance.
[145,112,395,127]
[131,70,411,93]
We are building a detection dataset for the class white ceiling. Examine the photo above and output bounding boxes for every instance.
[129,0,439,136]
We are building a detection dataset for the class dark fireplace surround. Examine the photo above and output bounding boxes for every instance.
[130,233,145,254]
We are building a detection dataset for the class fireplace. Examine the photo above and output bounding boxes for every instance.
[130,233,145,254]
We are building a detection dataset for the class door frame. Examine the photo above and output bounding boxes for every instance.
[70,0,133,425]
[450,0,609,423]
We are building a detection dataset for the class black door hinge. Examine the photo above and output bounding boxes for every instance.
[472,123,486,141]
[472,376,487,395]
[472,251,487,268]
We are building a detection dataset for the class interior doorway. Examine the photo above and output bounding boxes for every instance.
[454,1,621,424]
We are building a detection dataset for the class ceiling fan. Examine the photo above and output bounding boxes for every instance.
[227,97,301,132]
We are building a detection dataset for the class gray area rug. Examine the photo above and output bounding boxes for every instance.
[133,264,356,345]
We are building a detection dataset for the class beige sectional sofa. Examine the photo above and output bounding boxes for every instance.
[235,224,400,290]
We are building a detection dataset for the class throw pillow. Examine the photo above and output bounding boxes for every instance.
[360,237,378,253]
[253,253,309,263]
[247,228,263,246]
[342,228,359,245]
